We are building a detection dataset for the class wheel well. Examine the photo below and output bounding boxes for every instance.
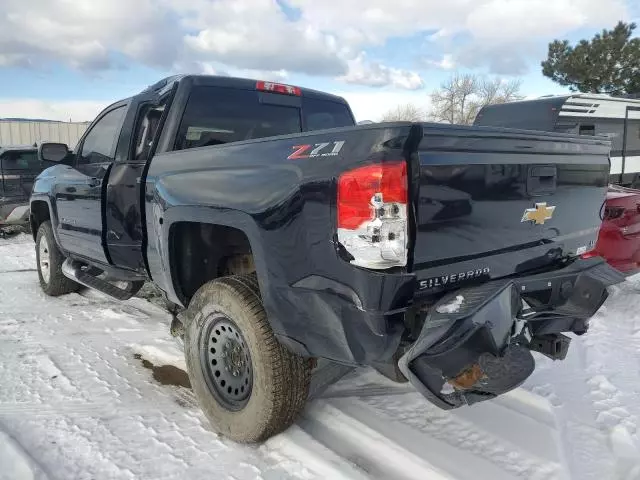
[170,222,255,304]
[30,201,50,241]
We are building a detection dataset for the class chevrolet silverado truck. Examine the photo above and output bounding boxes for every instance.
[30,75,623,443]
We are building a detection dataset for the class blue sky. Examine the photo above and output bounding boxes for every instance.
[0,0,637,122]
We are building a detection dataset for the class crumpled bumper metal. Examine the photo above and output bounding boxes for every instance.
[0,198,30,225]
[398,257,624,409]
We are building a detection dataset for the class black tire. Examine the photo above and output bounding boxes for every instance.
[184,274,311,443]
[35,220,80,296]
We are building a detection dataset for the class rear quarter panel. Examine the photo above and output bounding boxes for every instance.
[144,124,417,362]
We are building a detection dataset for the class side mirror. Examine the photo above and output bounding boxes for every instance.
[38,142,70,163]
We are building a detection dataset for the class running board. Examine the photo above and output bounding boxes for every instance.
[62,259,143,301]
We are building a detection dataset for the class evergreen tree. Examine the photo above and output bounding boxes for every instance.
[541,22,640,96]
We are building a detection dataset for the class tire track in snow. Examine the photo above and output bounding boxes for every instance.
[0,423,50,480]
[4,236,637,479]
[297,398,499,480]
[283,382,567,480]
[346,389,565,479]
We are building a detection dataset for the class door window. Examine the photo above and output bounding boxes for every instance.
[133,103,166,161]
[79,106,126,164]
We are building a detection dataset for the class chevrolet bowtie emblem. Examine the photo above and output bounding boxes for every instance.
[521,202,556,225]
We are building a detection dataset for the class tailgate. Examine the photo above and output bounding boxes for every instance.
[411,125,611,292]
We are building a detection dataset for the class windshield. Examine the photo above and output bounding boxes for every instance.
[0,150,40,171]
[175,86,354,150]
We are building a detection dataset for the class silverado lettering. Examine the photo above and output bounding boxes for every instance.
[29,74,623,445]
[420,268,491,290]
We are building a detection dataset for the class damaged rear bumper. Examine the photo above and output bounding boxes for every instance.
[398,257,624,409]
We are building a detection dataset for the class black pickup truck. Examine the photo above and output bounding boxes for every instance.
[30,75,623,443]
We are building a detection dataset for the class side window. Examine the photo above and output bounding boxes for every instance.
[133,102,166,161]
[555,123,578,134]
[595,121,624,152]
[302,97,354,131]
[79,106,126,164]
[625,120,640,153]
[578,124,595,136]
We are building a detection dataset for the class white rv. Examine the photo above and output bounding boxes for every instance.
[474,94,640,186]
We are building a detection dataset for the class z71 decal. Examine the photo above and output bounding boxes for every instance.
[287,141,345,160]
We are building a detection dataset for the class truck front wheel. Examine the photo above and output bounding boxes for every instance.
[183,275,311,443]
[35,220,80,296]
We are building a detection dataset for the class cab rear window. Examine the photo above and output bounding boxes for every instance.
[175,86,354,151]
[1,151,40,171]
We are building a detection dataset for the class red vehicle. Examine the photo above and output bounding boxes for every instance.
[592,185,640,274]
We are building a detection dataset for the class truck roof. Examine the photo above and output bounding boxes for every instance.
[141,74,349,104]
[0,145,37,153]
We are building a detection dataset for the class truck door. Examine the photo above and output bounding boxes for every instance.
[104,95,167,273]
[55,104,127,264]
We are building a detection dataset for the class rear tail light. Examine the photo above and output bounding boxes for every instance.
[337,162,408,269]
[256,80,301,96]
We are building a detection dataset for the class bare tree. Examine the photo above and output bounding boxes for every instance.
[380,103,425,122]
[430,73,523,125]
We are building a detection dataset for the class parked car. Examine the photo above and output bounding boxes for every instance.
[30,75,623,443]
[589,185,640,274]
[0,145,40,228]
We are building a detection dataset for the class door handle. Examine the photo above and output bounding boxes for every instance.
[88,177,100,187]
[527,165,557,195]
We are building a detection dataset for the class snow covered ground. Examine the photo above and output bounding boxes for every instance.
[1,233,639,480]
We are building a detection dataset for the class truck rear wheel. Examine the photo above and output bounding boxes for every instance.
[35,220,80,296]
[183,274,311,443]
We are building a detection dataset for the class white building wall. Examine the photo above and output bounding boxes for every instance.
[0,120,90,148]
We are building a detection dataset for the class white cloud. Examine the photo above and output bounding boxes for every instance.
[290,0,627,45]
[457,0,627,73]
[0,0,182,70]
[177,0,346,76]
[291,0,629,75]
[425,54,456,70]
[336,90,432,122]
[465,0,626,42]
[428,29,454,41]
[339,53,424,90]
[0,0,631,80]
[172,60,290,83]
[0,99,108,122]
